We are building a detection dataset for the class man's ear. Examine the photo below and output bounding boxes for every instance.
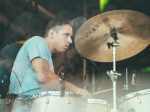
[48,29,55,37]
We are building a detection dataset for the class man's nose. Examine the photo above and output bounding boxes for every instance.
[68,36,72,44]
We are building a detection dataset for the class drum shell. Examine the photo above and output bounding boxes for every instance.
[31,96,112,112]
[9,91,112,112]
[30,91,82,112]
[119,89,150,112]
[80,98,112,112]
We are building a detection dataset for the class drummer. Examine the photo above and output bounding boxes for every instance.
[9,17,90,112]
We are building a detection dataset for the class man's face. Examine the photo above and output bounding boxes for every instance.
[53,24,73,52]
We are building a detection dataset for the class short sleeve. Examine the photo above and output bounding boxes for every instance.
[25,36,51,61]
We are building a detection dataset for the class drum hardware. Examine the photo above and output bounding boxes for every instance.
[130,72,142,103]
[136,93,142,104]
[106,28,121,112]
[57,66,65,97]
[83,59,87,90]
[60,72,65,97]
[91,66,96,93]
[131,72,136,86]
[123,68,129,91]
[130,71,142,93]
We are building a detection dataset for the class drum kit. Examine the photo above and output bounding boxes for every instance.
[30,91,112,112]
[75,9,150,112]
[1,9,150,112]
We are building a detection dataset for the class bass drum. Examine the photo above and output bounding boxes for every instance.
[119,89,150,112]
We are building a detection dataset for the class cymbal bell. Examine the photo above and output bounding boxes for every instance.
[75,10,150,62]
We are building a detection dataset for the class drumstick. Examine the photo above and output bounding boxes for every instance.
[91,88,113,96]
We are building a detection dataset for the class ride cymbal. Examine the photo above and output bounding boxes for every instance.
[75,10,150,62]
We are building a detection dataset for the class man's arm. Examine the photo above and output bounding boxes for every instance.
[32,57,90,97]
[32,57,60,89]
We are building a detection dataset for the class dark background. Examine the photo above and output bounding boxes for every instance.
[0,0,150,99]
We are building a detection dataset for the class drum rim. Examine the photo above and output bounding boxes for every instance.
[30,91,73,99]
[119,89,150,102]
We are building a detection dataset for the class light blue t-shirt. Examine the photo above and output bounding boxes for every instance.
[9,36,54,95]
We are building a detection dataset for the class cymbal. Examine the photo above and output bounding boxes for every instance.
[74,10,150,62]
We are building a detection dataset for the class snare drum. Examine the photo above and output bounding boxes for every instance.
[30,91,82,112]
[81,98,112,112]
[119,89,150,112]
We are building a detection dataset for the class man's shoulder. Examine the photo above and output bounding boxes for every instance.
[25,36,45,45]
[29,36,44,41]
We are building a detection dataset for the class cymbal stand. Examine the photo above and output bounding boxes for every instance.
[107,28,121,112]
